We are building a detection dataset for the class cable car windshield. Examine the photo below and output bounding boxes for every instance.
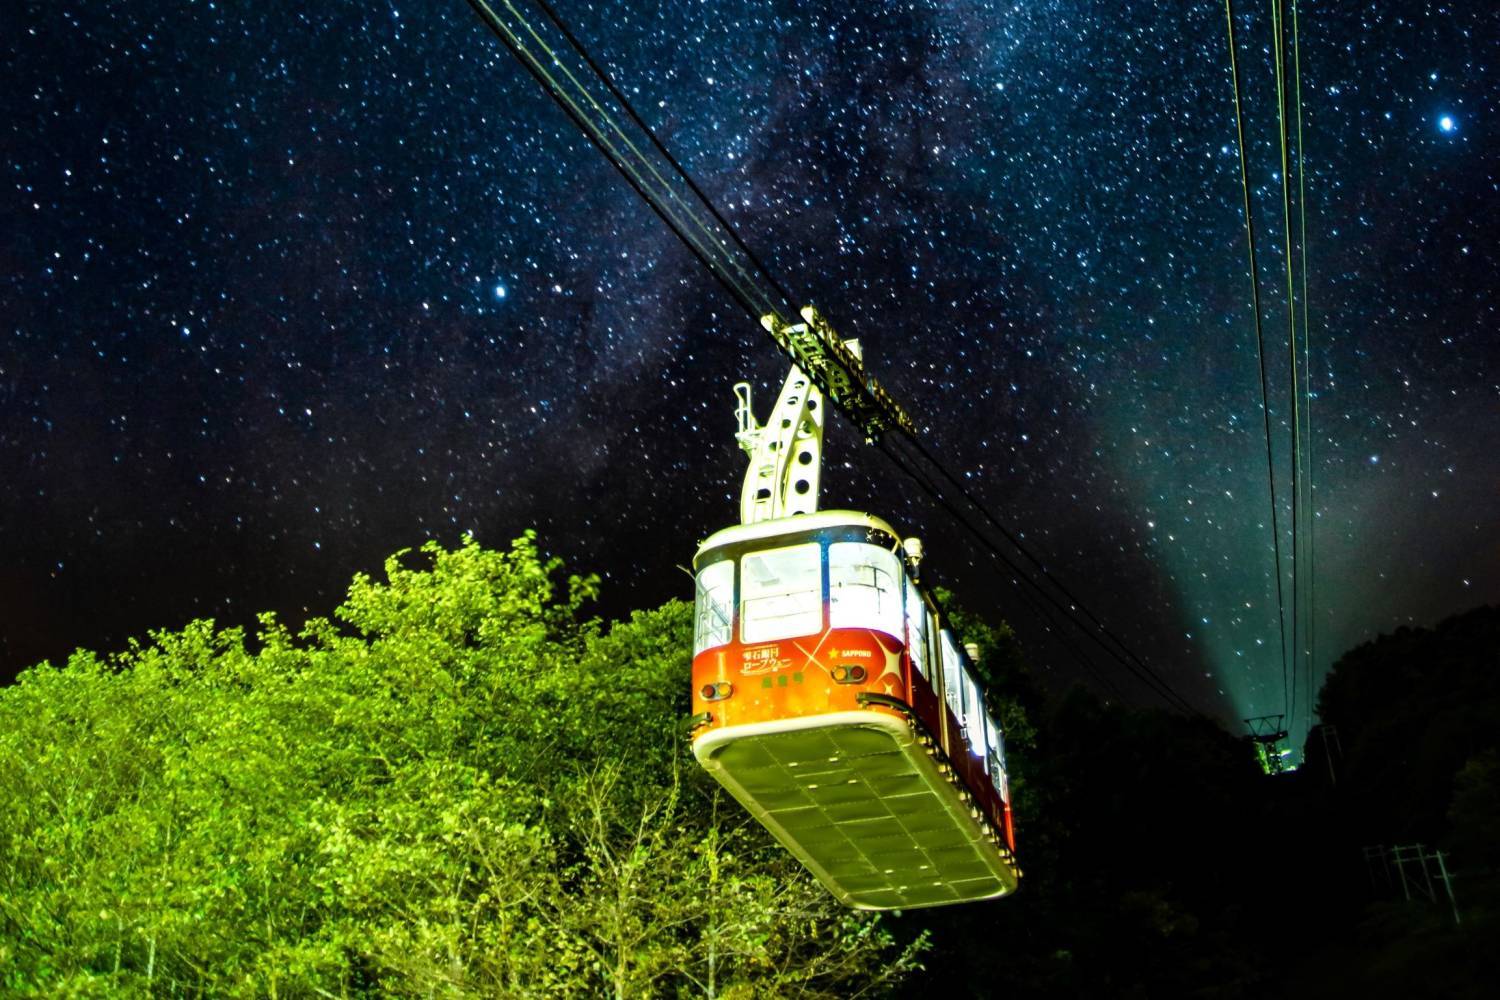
[829,542,902,636]
[694,559,734,654]
[740,542,822,643]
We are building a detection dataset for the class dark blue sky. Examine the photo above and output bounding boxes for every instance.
[3,1,1496,745]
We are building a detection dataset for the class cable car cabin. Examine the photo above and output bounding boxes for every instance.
[688,509,1020,909]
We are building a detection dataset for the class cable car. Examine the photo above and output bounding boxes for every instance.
[689,335,1020,910]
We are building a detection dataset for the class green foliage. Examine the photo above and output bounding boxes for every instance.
[0,534,920,997]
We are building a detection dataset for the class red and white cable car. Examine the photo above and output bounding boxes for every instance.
[689,330,1020,910]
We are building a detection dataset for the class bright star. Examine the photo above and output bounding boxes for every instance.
[493,283,508,300]
[1438,114,1456,133]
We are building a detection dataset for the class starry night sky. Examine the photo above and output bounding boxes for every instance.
[4,1,1496,747]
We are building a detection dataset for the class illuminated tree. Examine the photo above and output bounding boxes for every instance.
[0,534,921,996]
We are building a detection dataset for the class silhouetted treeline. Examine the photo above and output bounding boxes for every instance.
[895,606,1500,999]
[1313,605,1500,856]
[891,687,1280,998]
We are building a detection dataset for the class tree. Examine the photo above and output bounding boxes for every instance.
[1316,606,1500,845]
[0,534,922,996]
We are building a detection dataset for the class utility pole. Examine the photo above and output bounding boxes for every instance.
[1316,723,1342,785]
[1435,849,1462,926]
[1392,844,1413,900]
[1371,843,1462,926]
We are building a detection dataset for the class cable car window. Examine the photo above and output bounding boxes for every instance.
[956,661,970,720]
[940,631,963,722]
[986,709,1008,788]
[964,672,985,757]
[905,580,928,679]
[694,559,735,654]
[740,542,823,643]
[829,542,902,635]
[927,611,941,685]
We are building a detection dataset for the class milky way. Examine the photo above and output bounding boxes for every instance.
[4,1,1496,750]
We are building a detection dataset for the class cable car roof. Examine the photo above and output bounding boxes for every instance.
[696,509,904,558]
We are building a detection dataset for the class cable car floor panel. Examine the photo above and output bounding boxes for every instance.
[693,710,1018,909]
